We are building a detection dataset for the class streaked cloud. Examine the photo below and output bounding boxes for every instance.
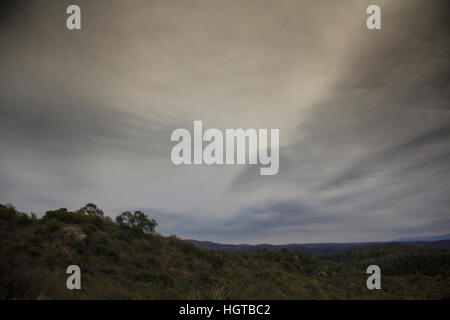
[1,0,449,243]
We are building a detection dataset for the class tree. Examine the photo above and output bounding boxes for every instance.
[77,203,104,218]
[115,210,157,234]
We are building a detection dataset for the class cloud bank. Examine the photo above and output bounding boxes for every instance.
[1,0,449,243]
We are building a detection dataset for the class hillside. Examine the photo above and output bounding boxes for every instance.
[1,204,449,300]
[186,239,450,255]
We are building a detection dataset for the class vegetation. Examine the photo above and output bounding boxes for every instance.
[0,204,449,300]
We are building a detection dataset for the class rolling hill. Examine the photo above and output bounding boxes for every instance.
[185,239,450,255]
[1,204,449,300]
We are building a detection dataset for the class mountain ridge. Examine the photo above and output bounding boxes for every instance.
[186,238,450,255]
[393,233,450,242]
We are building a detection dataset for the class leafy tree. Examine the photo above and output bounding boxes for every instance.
[115,210,157,234]
[77,203,104,218]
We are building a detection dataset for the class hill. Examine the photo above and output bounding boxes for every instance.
[394,233,450,242]
[186,239,450,255]
[185,240,372,255]
[1,204,449,299]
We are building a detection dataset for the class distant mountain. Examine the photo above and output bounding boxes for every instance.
[186,239,450,255]
[393,233,450,242]
[185,239,380,256]
[399,240,450,250]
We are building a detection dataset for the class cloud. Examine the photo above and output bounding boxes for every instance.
[1,0,449,243]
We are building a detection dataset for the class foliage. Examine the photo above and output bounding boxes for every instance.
[115,210,157,235]
[0,204,449,300]
[77,203,104,218]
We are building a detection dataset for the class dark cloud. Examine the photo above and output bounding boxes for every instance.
[226,0,450,242]
[321,123,450,190]
[0,0,29,29]
[139,200,337,244]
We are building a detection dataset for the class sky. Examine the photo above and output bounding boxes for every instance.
[1,0,449,244]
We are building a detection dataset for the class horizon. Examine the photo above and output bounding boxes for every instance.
[183,233,450,246]
[4,202,450,246]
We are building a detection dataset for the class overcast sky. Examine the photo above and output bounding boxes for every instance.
[1,0,449,244]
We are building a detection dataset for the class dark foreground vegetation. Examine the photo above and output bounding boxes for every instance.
[1,204,449,299]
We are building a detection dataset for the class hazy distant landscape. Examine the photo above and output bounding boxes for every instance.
[2,204,449,300]
[186,239,450,256]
